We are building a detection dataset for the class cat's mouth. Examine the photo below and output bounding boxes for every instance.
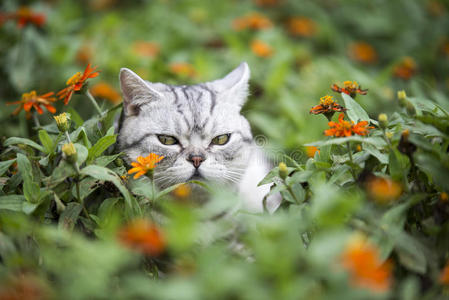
[189,169,203,180]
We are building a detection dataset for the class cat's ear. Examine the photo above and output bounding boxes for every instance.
[209,62,250,107]
[119,68,163,116]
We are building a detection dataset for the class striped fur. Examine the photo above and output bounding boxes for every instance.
[118,62,280,212]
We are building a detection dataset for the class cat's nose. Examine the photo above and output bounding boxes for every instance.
[187,154,205,168]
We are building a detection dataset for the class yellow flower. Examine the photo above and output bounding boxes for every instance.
[278,162,288,179]
[440,192,448,203]
[128,153,164,179]
[62,143,77,163]
[173,183,191,198]
[54,112,70,132]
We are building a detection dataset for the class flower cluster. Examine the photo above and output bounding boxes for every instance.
[7,64,100,116]
[331,81,368,98]
[324,114,372,137]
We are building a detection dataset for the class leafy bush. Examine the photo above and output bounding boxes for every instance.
[1,0,449,299]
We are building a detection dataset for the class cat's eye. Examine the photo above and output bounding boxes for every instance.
[157,135,179,145]
[211,134,230,146]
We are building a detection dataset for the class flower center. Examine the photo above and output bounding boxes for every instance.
[22,90,37,102]
[320,95,334,106]
[66,72,82,85]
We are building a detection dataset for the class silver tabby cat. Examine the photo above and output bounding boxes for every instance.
[117,62,280,213]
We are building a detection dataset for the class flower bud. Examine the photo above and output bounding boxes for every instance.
[278,162,288,180]
[378,113,388,129]
[356,144,362,152]
[397,90,407,107]
[54,112,71,132]
[405,101,416,116]
[62,143,77,163]
[385,131,393,140]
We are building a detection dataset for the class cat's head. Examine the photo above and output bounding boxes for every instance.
[118,62,254,188]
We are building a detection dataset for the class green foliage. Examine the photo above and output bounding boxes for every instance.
[1,0,449,299]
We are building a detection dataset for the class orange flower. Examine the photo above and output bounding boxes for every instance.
[118,219,165,256]
[341,235,392,293]
[7,91,56,115]
[57,63,100,105]
[1,7,46,28]
[325,113,373,137]
[128,153,164,179]
[366,177,402,204]
[89,82,121,104]
[133,41,160,58]
[286,17,317,37]
[348,42,378,64]
[440,192,449,203]
[305,146,319,158]
[251,39,274,58]
[232,12,272,31]
[440,260,449,286]
[393,57,417,80]
[75,44,94,65]
[331,81,368,98]
[310,95,346,119]
[173,183,191,198]
[352,120,373,136]
[169,62,196,78]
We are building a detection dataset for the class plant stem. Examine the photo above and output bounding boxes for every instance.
[346,141,357,180]
[86,89,103,115]
[65,131,72,143]
[32,111,41,129]
[74,162,90,219]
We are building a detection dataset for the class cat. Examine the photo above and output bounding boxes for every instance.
[117,62,280,213]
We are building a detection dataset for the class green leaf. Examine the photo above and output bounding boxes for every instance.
[341,93,370,123]
[80,165,140,215]
[58,203,82,231]
[395,232,427,274]
[0,195,25,211]
[306,136,386,148]
[16,153,40,203]
[0,159,16,177]
[87,135,117,162]
[38,129,54,154]
[389,149,409,181]
[4,137,45,153]
[93,153,122,167]
[67,107,84,127]
[74,143,89,166]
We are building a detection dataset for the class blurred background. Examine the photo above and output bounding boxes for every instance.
[1,0,449,152]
